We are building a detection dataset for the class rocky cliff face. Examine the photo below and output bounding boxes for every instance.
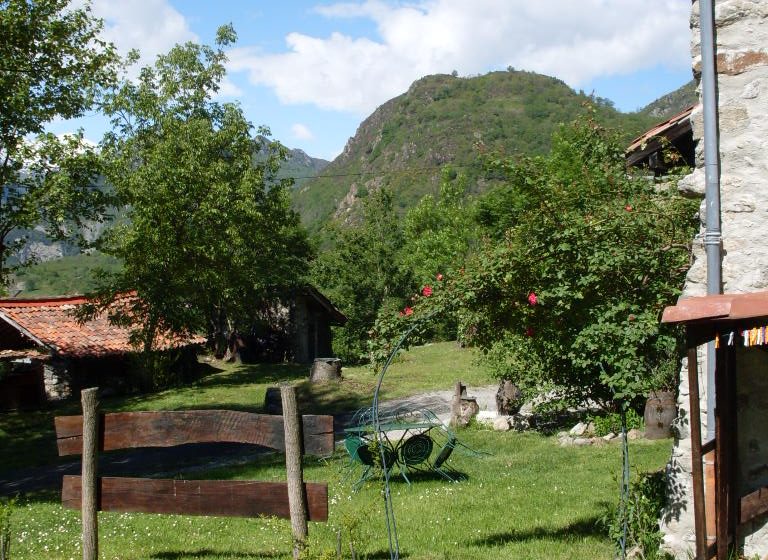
[662,1,768,557]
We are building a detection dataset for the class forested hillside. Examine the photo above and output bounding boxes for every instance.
[12,71,694,298]
[292,70,673,228]
[640,80,697,119]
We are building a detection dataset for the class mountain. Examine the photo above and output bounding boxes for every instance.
[292,70,663,229]
[640,80,697,120]
[278,147,329,189]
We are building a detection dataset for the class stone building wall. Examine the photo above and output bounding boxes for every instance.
[661,1,768,557]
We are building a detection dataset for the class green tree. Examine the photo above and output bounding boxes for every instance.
[0,0,119,286]
[457,116,697,408]
[380,116,697,407]
[90,26,312,351]
[312,187,411,363]
[400,167,476,285]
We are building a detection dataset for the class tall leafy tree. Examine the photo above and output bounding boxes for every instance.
[92,26,312,351]
[312,187,411,363]
[400,167,476,285]
[0,0,119,285]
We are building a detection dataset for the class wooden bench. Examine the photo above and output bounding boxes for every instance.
[55,385,333,559]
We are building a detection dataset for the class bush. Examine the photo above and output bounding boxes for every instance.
[0,496,16,560]
[591,408,643,437]
[603,470,672,559]
[127,348,198,392]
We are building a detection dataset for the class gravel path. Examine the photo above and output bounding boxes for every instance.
[0,384,498,496]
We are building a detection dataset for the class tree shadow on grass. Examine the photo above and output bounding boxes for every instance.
[150,548,407,559]
[472,515,604,547]
[150,550,284,559]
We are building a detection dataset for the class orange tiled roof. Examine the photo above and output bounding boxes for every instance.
[0,294,204,358]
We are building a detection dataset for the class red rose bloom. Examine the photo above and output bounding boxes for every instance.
[527,292,537,306]
[422,285,433,297]
[404,307,413,316]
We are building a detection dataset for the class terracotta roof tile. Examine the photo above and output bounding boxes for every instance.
[0,294,205,358]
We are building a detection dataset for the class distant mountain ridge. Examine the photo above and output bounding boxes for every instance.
[639,80,697,120]
[12,74,696,297]
[291,70,689,229]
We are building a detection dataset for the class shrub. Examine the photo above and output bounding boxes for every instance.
[603,470,671,559]
[591,409,644,437]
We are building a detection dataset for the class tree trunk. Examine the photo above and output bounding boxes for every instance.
[223,331,244,363]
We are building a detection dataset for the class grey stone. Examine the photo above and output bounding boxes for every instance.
[569,422,588,436]
[492,417,511,431]
[603,433,617,441]
[627,429,642,441]
[572,438,592,446]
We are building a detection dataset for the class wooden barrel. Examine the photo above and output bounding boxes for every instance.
[644,391,677,439]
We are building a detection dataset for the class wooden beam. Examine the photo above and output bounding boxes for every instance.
[62,476,328,521]
[714,344,737,560]
[740,486,768,525]
[687,342,708,559]
[55,410,334,457]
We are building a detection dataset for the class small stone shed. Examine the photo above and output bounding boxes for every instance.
[662,292,768,559]
[0,294,204,409]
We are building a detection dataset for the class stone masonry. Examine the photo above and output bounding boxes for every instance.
[660,1,768,557]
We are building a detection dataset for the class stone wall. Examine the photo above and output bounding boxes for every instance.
[661,1,768,557]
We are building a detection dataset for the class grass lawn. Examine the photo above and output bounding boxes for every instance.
[9,431,672,559]
[0,342,492,472]
[2,341,675,559]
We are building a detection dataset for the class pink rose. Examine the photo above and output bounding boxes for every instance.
[422,285,433,297]
[404,307,413,316]
[527,292,537,306]
[436,273,444,282]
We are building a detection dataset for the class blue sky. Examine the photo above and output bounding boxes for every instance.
[54,0,694,161]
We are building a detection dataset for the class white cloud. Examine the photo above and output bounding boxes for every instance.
[227,0,691,115]
[215,77,244,99]
[291,123,315,140]
[88,0,197,67]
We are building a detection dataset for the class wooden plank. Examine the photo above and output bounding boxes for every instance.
[62,476,328,522]
[704,449,716,548]
[56,411,333,457]
[740,486,768,525]
[687,342,708,559]
[701,439,716,455]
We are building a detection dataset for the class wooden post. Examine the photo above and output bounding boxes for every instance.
[81,388,99,560]
[687,343,707,559]
[450,381,465,427]
[280,384,307,559]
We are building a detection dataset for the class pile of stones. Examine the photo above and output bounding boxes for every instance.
[557,421,644,446]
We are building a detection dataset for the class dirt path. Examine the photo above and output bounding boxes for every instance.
[0,384,498,496]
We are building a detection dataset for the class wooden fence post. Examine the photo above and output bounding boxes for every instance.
[81,388,99,560]
[281,383,308,559]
